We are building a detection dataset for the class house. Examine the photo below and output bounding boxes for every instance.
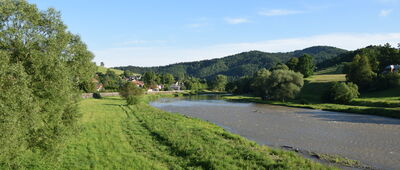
[131,80,144,87]
[170,82,181,91]
[147,84,163,92]
[92,77,103,91]
[95,83,104,91]
[384,64,400,73]
[125,75,142,81]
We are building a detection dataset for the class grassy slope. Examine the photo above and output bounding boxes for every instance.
[225,69,400,119]
[97,66,125,75]
[59,96,333,169]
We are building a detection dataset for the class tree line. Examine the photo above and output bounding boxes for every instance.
[226,54,315,101]
[115,46,347,79]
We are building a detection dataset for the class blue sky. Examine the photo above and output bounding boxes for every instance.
[29,0,400,67]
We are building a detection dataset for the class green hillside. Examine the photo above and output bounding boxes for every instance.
[115,46,347,79]
[97,66,124,75]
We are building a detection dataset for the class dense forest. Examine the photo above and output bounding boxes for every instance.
[115,46,347,79]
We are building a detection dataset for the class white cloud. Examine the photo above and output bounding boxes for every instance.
[224,17,249,24]
[379,9,392,16]
[93,33,400,67]
[259,9,303,16]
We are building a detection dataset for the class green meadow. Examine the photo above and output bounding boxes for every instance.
[58,96,333,169]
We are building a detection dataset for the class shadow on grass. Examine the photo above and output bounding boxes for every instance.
[102,103,122,106]
[295,110,400,125]
[103,97,124,101]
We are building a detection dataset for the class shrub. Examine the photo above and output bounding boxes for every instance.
[93,92,102,99]
[119,82,144,105]
[327,82,360,104]
[375,72,400,90]
[126,96,141,105]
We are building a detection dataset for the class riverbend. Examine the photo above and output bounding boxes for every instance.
[150,95,400,170]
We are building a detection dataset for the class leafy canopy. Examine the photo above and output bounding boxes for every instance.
[0,0,95,167]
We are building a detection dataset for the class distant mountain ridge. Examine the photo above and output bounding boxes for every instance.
[115,46,347,79]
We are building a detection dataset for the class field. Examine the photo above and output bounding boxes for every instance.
[57,96,332,169]
[97,66,125,75]
[225,69,400,119]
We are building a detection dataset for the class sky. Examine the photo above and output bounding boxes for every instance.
[28,0,400,67]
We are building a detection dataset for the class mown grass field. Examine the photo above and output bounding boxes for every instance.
[57,96,333,169]
[225,69,400,119]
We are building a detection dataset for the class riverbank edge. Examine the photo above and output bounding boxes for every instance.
[146,93,371,169]
[221,95,400,119]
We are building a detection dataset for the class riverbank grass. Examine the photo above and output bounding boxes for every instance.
[58,96,333,169]
[225,72,400,119]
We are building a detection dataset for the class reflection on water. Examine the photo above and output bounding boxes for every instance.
[150,96,400,170]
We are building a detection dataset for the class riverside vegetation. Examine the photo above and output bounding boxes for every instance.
[1,0,399,169]
[224,70,400,119]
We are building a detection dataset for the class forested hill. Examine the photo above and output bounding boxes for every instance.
[115,46,347,79]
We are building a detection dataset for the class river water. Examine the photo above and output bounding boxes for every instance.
[150,95,400,170]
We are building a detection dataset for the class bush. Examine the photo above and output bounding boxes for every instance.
[375,72,400,90]
[327,82,360,104]
[119,82,144,105]
[93,92,102,99]
[126,96,142,105]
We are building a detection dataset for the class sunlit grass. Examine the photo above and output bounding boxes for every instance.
[96,66,125,75]
[58,96,334,169]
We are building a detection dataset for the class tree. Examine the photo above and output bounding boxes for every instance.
[346,54,377,90]
[251,68,271,98]
[119,82,144,105]
[142,72,158,87]
[162,73,175,86]
[376,72,400,89]
[0,0,95,167]
[100,62,105,67]
[297,54,315,77]
[267,70,304,101]
[183,77,207,91]
[211,74,228,91]
[250,69,303,101]
[123,70,134,78]
[286,57,299,71]
[327,82,359,104]
[271,63,289,71]
[99,69,124,90]
[226,76,253,94]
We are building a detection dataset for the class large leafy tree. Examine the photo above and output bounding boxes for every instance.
[267,70,304,101]
[250,68,303,101]
[251,68,271,98]
[0,0,95,167]
[142,72,159,87]
[161,73,175,86]
[297,54,315,77]
[346,54,376,90]
[211,74,228,91]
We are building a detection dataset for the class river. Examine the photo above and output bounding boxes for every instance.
[150,95,400,170]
